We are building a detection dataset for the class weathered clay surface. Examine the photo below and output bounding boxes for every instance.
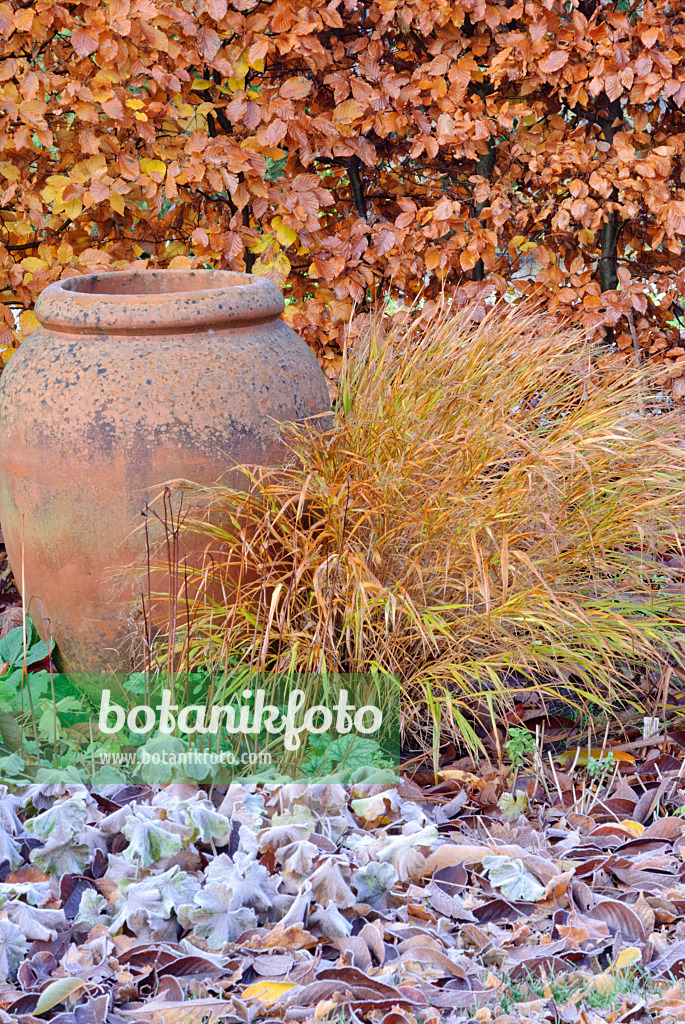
[0,270,330,677]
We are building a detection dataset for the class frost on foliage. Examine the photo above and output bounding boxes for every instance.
[0,919,27,982]
[0,880,51,905]
[154,865,202,916]
[305,784,349,810]
[352,861,399,910]
[481,855,547,902]
[110,866,200,937]
[182,800,232,847]
[0,831,23,871]
[122,809,184,867]
[5,900,67,941]
[277,840,319,877]
[258,823,310,854]
[217,785,265,830]
[25,797,88,845]
[178,882,257,949]
[350,789,400,823]
[73,889,109,932]
[309,857,355,909]
[31,824,106,877]
[32,840,92,876]
[378,824,438,881]
[205,852,277,915]
[309,900,353,939]
[25,796,104,877]
[0,787,23,835]
[277,881,312,929]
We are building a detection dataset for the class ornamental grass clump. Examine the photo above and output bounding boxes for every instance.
[153,302,685,755]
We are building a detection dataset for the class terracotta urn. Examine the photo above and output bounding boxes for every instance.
[0,269,330,681]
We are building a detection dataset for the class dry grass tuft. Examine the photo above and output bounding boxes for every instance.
[150,302,685,758]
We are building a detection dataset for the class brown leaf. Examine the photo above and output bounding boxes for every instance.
[540,50,569,73]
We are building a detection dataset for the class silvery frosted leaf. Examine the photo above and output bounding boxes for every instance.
[122,810,184,867]
[5,900,67,941]
[0,787,23,834]
[204,853,234,885]
[217,853,276,915]
[481,855,546,902]
[303,784,348,810]
[127,909,179,943]
[21,782,89,812]
[278,881,312,928]
[0,918,27,982]
[309,857,355,909]
[350,789,400,823]
[104,853,138,886]
[99,804,150,836]
[83,824,108,858]
[352,861,399,910]
[110,878,162,935]
[277,840,319,877]
[154,865,202,916]
[258,823,310,853]
[217,785,266,829]
[0,830,23,870]
[0,880,51,905]
[309,900,353,939]
[178,883,257,950]
[378,824,438,881]
[73,889,109,931]
[25,797,88,845]
[31,841,92,876]
[184,802,232,847]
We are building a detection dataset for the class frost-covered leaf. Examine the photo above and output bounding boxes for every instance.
[498,792,529,821]
[0,786,23,834]
[178,882,257,949]
[350,789,400,823]
[309,857,355,909]
[5,900,67,941]
[378,824,437,880]
[352,861,398,909]
[0,830,23,870]
[73,889,109,931]
[122,809,184,867]
[258,823,309,853]
[183,801,232,847]
[110,865,183,941]
[277,840,318,876]
[0,918,27,982]
[206,852,276,915]
[25,797,88,845]
[309,900,353,939]
[31,841,92,876]
[0,880,51,905]
[110,878,162,933]
[481,855,547,902]
[155,865,201,916]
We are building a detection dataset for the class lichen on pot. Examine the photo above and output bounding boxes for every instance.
[0,269,331,684]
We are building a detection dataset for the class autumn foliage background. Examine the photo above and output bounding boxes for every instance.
[0,0,683,385]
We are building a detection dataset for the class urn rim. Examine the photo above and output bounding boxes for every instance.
[34,269,285,336]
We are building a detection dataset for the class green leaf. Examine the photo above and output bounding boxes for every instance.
[34,977,85,1015]
[0,627,24,667]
